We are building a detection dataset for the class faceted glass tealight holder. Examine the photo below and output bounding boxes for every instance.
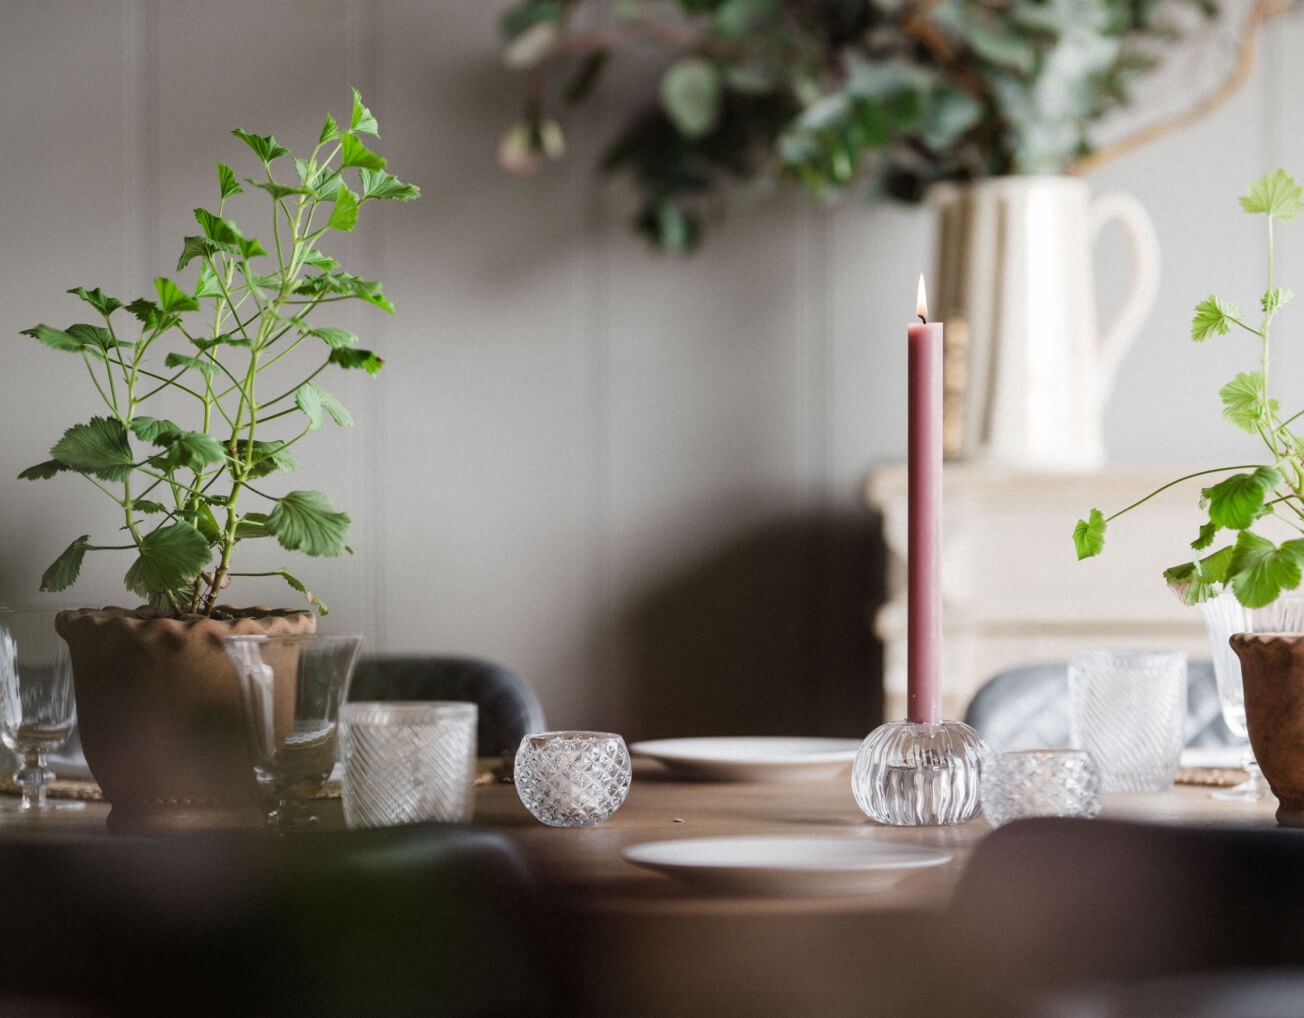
[983,749,1102,828]
[515,731,632,827]
[852,720,988,826]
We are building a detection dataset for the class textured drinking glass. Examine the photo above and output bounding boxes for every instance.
[983,749,1102,827]
[340,701,478,828]
[0,607,83,813]
[515,731,631,827]
[1069,650,1186,792]
[1201,589,1304,801]
[224,633,362,826]
[852,720,988,826]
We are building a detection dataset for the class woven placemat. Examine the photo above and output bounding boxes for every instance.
[1176,767,1249,788]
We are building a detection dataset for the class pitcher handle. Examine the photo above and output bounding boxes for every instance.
[1090,190,1160,390]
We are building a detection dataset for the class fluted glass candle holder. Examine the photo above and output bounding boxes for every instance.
[852,720,988,826]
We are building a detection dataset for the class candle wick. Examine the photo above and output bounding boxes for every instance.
[917,314,927,324]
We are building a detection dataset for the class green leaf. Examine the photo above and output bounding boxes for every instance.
[21,323,97,355]
[1220,372,1279,434]
[296,382,323,430]
[40,535,91,592]
[194,503,222,545]
[1203,467,1283,530]
[296,381,352,428]
[217,162,242,200]
[1073,508,1106,560]
[265,490,351,557]
[1192,520,1220,551]
[1192,296,1241,342]
[319,113,340,145]
[1262,288,1294,316]
[149,428,224,472]
[328,347,384,373]
[19,460,66,480]
[195,262,223,299]
[304,326,357,348]
[194,208,243,246]
[564,50,608,103]
[67,286,124,316]
[177,235,222,271]
[65,323,119,354]
[300,249,339,271]
[274,568,328,614]
[357,168,420,201]
[1228,530,1304,607]
[327,186,359,232]
[245,178,312,202]
[340,133,386,172]
[163,352,217,377]
[130,499,167,515]
[660,58,721,139]
[155,277,199,315]
[129,416,180,441]
[350,88,379,137]
[51,417,134,482]
[235,512,271,539]
[231,128,289,164]
[233,439,301,478]
[1240,169,1304,222]
[236,235,268,261]
[123,522,212,596]
[1164,545,1236,605]
[293,271,394,313]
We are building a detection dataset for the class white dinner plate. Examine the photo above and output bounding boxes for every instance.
[629,736,861,782]
[622,836,952,896]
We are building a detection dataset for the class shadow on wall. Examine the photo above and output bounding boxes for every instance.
[615,509,885,741]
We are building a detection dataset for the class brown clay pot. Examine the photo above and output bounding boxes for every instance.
[1229,632,1304,827]
[55,606,315,832]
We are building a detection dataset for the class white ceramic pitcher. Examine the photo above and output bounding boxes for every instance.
[930,175,1159,471]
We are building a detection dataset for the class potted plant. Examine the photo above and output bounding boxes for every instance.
[1073,168,1304,824]
[18,90,418,830]
[491,0,1279,252]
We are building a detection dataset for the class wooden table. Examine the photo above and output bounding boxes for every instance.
[0,764,1287,1018]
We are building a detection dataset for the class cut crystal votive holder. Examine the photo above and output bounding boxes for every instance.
[340,701,478,829]
[983,749,1102,828]
[514,731,632,827]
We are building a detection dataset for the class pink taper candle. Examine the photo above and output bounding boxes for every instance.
[907,274,943,725]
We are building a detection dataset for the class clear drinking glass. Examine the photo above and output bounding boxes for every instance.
[515,731,632,827]
[983,749,1102,827]
[340,701,478,829]
[223,633,362,826]
[0,607,84,813]
[1201,589,1304,801]
[1068,650,1186,793]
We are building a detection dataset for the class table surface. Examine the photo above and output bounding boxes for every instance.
[0,760,1285,1017]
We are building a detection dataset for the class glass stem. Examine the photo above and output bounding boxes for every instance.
[16,751,51,811]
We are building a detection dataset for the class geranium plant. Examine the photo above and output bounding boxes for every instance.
[19,90,418,617]
[1074,169,1303,608]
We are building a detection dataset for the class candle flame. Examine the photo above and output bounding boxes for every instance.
[916,273,929,321]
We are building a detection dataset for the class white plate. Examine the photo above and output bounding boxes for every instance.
[629,736,861,782]
[622,836,952,896]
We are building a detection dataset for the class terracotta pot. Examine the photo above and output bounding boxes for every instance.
[1229,632,1304,826]
[55,606,315,832]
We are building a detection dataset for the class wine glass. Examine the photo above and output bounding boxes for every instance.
[1201,589,1304,801]
[223,633,362,827]
[0,607,84,813]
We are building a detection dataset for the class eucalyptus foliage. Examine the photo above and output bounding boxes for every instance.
[1074,170,1304,608]
[498,0,1215,251]
[19,91,418,616]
